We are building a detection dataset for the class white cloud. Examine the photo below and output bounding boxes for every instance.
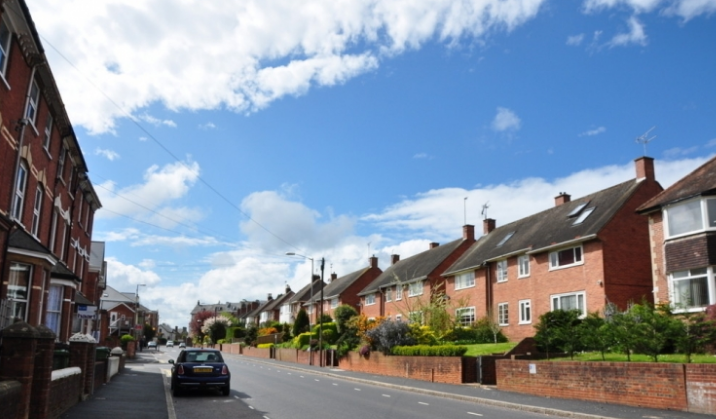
[106,256,162,288]
[583,0,716,20]
[663,146,699,158]
[566,33,585,45]
[492,107,521,132]
[95,148,120,160]
[579,126,606,136]
[199,122,216,130]
[413,152,433,159]
[136,113,177,128]
[608,16,648,47]
[27,0,548,134]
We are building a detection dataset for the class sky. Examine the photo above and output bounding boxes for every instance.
[23,0,716,329]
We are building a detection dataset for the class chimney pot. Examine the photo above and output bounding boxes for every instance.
[555,192,571,206]
[483,218,496,235]
[331,273,337,282]
[369,255,378,269]
[430,242,439,249]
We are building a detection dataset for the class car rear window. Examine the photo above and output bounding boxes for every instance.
[182,351,223,363]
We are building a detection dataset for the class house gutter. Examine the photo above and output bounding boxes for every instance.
[526,234,597,255]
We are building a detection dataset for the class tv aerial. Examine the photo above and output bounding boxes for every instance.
[635,126,656,155]
[481,201,490,220]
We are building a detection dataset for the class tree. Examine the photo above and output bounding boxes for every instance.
[606,303,641,362]
[334,304,358,334]
[143,324,156,342]
[671,305,716,363]
[293,309,310,336]
[190,310,216,341]
[534,309,583,359]
[628,302,677,362]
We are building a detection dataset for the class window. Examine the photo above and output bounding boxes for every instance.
[384,288,392,302]
[456,307,475,326]
[365,293,375,305]
[496,231,515,247]
[549,245,583,269]
[455,271,475,290]
[0,17,11,78]
[45,285,63,335]
[518,255,530,278]
[57,147,66,181]
[568,201,589,217]
[77,193,83,225]
[551,291,586,317]
[573,207,596,225]
[8,263,31,321]
[396,285,403,300]
[12,162,28,220]
[31,186,43,237]
[330,298,338,309]
[408,281,423,297]
[43,114,53,150]
[666,198,716,238]
[498,303,509,326]
[519,300,532,324]
[26,79,40,125]
[671,268,710,310]
[496,260,508,282]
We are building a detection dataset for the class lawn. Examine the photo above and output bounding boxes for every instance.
[462,342,517,357]
[549,352,716,363]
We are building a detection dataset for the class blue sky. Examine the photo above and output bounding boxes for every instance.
[26,0,716,328]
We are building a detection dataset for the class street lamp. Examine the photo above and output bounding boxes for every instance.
[285,252,315,322]
[135,284,146,344]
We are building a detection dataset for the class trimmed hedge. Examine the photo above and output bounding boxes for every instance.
[391,345,468,356]
[257,343,274,349]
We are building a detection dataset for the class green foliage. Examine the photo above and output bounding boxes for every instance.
[257,343,274,349]
[365,320,417,354]
[228,326,246,339]
[391,345,468,356]
[209,321,227,343]
[335,316,361,357]
[293,309,310,336]
[534,309,583,358]
[408,324,439,346]
[579,312,613,360]
[312,322,338,343]
[244,325,258,346]
[293,332,317,349]
[628,302,679,362]
[317,314,333,324]
[333,305,358,333]
[443,318,509,344]
[672,308,716,363]
[143,324,156,341]
[280,323,292,342]
[120,334,135,349]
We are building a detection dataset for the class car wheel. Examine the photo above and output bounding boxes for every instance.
[221,385,230,396]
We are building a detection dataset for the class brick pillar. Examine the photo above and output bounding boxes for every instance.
[69,334,95,400]
[0,322,39,419]
[30,325,56,419]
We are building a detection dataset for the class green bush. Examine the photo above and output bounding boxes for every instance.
[120,334,135,349]
[312,322,338,344]
[293,332,317,349]
[391,345,468,356]
[257,343,274,349]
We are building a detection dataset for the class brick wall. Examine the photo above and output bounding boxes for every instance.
[685,364,716,414]
[339,351,467,384]
[496,360,689,411]
[646,212,669,304]
[242,347,272,359]
[49,369,82,419]
[0,380,22,419]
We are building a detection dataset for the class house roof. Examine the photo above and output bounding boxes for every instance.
[8,227,57,264]
[309,266,376,301]
[263,292,294,312]
[190,301,241,315]
[358,237,467,296]
[637,155,716,213]
[444,179,643,275]
[100,285,137,311]
[289,278,326,304]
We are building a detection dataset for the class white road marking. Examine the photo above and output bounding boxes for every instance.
[467,412,483,416]
[354,388,361,391]
[382,394,391,398]
[419,402,429,405]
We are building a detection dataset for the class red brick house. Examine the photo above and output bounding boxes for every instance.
[637,155,716,312]
[357,225,476,320]
[442,157,663,340]
[307,256,382,321]
[0,0,102,343]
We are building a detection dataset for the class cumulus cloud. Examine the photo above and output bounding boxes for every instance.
[27,0,547,134]
[608,16,648,47]
[566,33,585,45]
[579,126,606,136]
[136,113,177,128]
[583,0,716,20]
[492,107,522,132]
[95,148,120,161]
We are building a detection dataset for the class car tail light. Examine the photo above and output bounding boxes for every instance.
[177,365,185,375]
[221,365,229,375]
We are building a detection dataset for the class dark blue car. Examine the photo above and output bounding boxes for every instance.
[169,349,230,396]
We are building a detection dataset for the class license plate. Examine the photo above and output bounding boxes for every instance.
[194,367,212,373]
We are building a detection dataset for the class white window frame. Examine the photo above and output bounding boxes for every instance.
[26,79,40,126]
[12,162,28,221]
[498,303,509,326]
[31,186,43,237]
[551,291,586,317]
[519,299,532,324]
[518,255,530,278]
[384,288,392,302]
[365,293,376,306]
[0,17,11,80]
[57,146,66,181]
[456,307,475,327]
[549,245,583,270]
[43,113,53,151]
[45,284,63,335]
[665,198,716,239]
[330,298,338,309]
[670,268,714,312]
[408,281,423,297]
[496,260,508,283]
[395,285,403,300]
[8,263,31,322]
[455,271,475,290]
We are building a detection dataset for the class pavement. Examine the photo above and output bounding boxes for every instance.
[60,350,715,419]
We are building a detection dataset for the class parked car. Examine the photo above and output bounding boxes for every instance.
[179,342,186,348]
[166,341,174,347]
[169,349,230,396]
[148,341,157,350]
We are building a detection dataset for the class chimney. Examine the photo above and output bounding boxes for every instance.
[635,156,655,181]
[463,224,475,240]
[555,192,571,206]
[483,218,496,235]
[369,255,378,269]
[285,284,291,293]
[312,274,320,282]
[429,242,439,249]
[391,254,400,265]
[331,272,337,282]
[267,293,273,301]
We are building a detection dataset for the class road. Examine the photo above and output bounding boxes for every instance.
[157,346,554,419]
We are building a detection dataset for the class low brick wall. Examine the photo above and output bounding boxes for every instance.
[339,351,469,384]
[0,380,22,419]
[242,347,272,359]
[496,360,716,414]
[49,367,82,419]
[93,361,106,390]
[221,343,242,355]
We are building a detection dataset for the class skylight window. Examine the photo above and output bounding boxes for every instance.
[568,201,590,217]
[496,231,515,247]
[573,207,596,225]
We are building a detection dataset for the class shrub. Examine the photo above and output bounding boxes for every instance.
[120,334,135,349]
[392,345,468,356]
[293,332,317,349]
[365,320,416,354]
[312,322,338,344]
[408,324,439,346]
[293,309,310,336]
[334,305,358,333]
[257,343,274,349]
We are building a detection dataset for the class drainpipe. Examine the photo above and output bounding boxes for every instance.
[8,65,38,218]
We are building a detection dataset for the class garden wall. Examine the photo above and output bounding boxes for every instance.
[242,347,272,359]
[339,351,472,384]
[49,368,82,419]
[496,360,716,414]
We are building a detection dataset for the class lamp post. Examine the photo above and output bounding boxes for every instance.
[318,258,325,367]
[285,252,315,323]
[135,283,146,345]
